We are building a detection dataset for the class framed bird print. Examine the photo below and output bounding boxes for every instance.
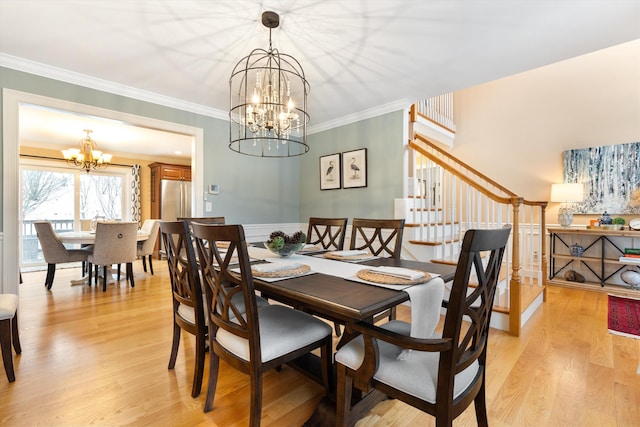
[342,148,367,189]
[319,153,341,190]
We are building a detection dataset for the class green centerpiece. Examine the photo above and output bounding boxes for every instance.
[266,231,306,257]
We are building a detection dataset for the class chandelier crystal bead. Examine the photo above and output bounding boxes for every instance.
[61,129,112,173]
[229,11,310,157]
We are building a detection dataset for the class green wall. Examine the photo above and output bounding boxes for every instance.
[0,67,301,227]
[299,110,405,221]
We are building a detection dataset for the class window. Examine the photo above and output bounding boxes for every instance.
[20,159,131,267]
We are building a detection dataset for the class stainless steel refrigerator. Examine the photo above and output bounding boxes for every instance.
[160,179,192,221]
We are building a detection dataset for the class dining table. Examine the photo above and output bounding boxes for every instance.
[57,230,150,285]
[245,244,457,426]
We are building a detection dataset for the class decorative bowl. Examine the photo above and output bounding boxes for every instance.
[265,241,305,257]
[265,230,306,257]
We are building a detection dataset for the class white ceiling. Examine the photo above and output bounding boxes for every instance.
[1,0,639,159]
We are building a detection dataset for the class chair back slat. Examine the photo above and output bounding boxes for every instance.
[439,226,511,388]
[349,218,405,258]
[307,217,348,250]
[189,223,260,354]
[160,221,205,325]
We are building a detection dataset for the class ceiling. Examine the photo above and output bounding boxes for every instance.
[1,1,639,159]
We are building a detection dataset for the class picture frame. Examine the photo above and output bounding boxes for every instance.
[563,142,640,214]
[319,153,341,190]
[342,148,367,189]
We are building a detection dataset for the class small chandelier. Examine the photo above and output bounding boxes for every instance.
[61,129,112,173]
[229,11,310,157]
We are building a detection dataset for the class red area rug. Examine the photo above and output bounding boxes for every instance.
[608,294,640,339]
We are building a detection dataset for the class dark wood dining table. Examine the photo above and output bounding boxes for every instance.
[253,256,455,330]
[246,247,457,426]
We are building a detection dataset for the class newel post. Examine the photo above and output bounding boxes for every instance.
[509,197,523,336]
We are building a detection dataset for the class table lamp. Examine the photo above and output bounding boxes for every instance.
[550,183,584,227]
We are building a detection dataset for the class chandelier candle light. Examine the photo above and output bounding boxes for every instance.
[550,183,584,227]
[61,129,112,173]
[229,11,310,157]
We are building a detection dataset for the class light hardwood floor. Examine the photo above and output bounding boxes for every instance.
[2,262,639,426]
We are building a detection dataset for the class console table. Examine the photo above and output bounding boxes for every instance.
[548,227,640,290]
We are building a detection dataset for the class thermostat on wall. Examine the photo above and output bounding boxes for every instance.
[208,184,220,195]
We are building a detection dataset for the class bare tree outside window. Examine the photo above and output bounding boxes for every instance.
[22,170,72,218]
[81,174,122,220]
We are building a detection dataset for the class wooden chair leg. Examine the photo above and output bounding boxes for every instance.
[335,363,353,427]
[249,371,263,427]
[88,263,93,286]
[127,263,135,287]
[168,321,181,369]
[117,264,122,281]
[102,266,108,292]
[192,330,206,398]
[142,256,147,273]
[204,349,220,412]
[11,312,21,355]
[45,263,56,290]
[0,319,15,382]
[474,381,489,427]
[148,255,154,275]
[334,322,342,337]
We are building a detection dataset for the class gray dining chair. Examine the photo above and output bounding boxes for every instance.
[136,219,160,274]
[0,293,20,382]
[34,221,93,290]
[87,222,138,291]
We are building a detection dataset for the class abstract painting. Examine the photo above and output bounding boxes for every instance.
[563,142,640,214]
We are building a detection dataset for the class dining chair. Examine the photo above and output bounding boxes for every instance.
[87,222,138,291]
[306,217,348,250]
[334,226,512,427]
[350,218,406,324]
[160,220,207,398]
[349,218,405,258]
[188,223,332,425]
[0,293,21,382]
[178,216,226,225]
[33,221,93,290]
[306,217,349,336]
[136,219,160,274]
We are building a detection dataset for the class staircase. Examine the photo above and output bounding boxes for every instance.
[398,103,548,336]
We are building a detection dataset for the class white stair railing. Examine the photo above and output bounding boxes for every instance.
[405,107,548,336]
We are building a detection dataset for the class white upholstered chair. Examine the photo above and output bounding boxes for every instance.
[87,222,138,292]
[34,221,92,290]
[137,219,160,274]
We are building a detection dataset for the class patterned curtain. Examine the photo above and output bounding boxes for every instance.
[131,164,142,226]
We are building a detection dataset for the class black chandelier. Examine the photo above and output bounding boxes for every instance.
[229,11,310,157]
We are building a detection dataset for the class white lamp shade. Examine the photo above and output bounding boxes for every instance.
[550,183,584,203]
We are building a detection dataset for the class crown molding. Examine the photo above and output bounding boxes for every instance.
[1,53,407,133]
[0,53,228,120]
[308,98,410,135]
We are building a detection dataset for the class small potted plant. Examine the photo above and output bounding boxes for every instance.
[612,217,625,230]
